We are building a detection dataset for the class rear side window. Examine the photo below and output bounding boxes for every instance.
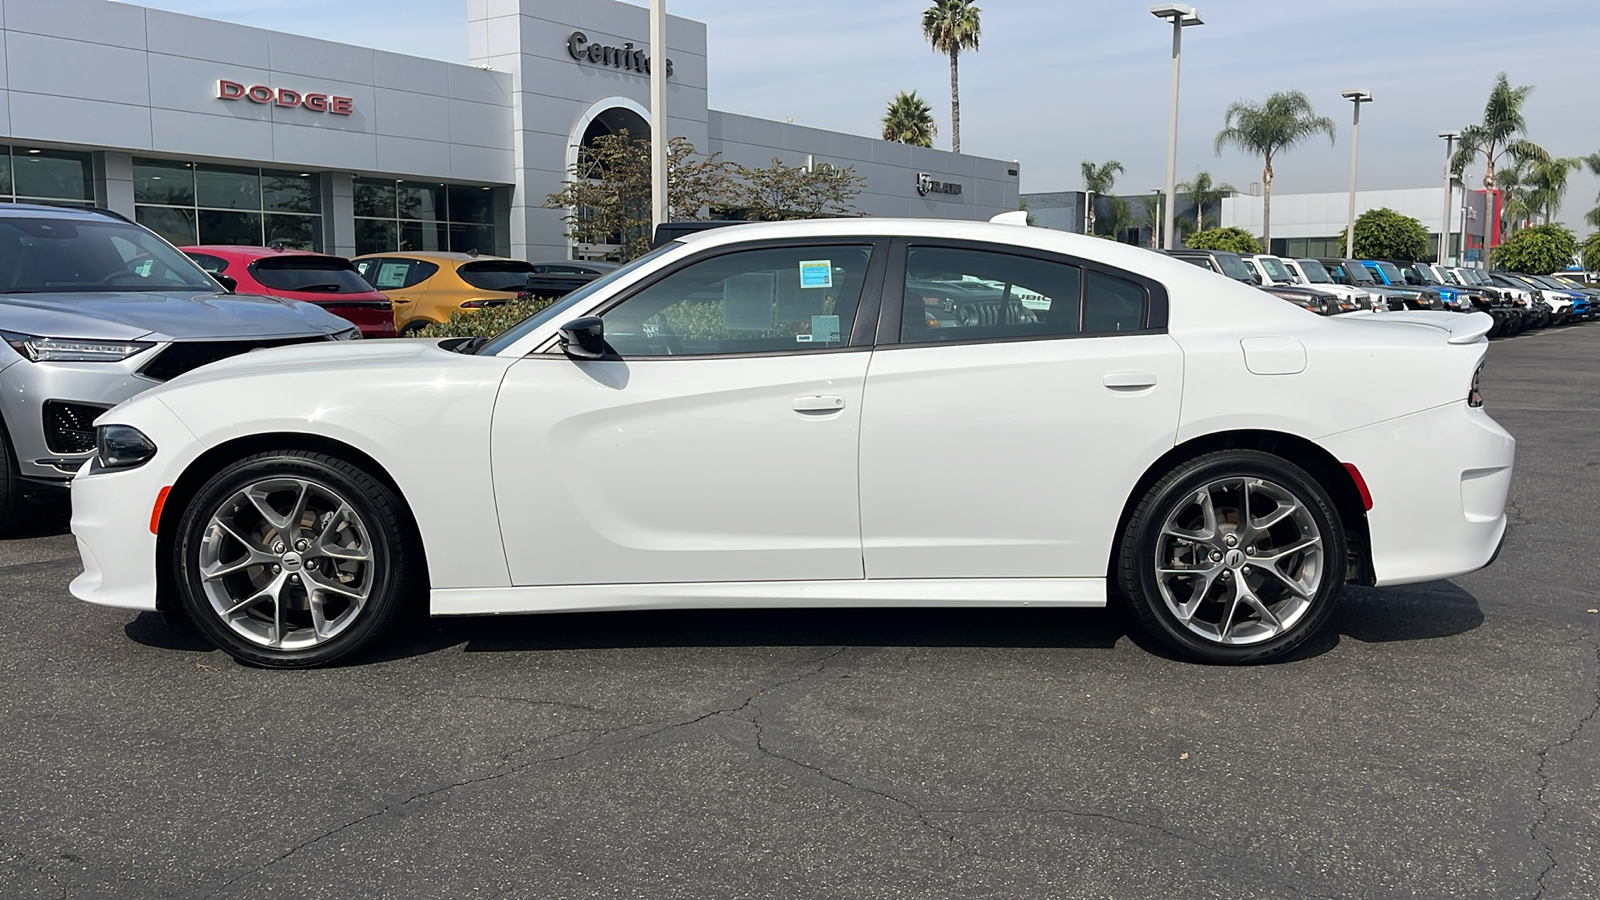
[252,256,374,294]
[356,257,436,290]
[185,252,228,273]
[458,260,537,292]
[902,246,1081,343]
[1083,271,1148,333]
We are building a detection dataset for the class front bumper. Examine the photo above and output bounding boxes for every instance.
[1319,402,1515,587]
[69,399,198,611]
[0,354,161,482]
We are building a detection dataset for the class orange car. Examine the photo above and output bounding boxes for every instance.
[352,252,538,334]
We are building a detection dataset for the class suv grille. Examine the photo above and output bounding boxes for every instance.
[139,337,326,382]
[44,400,111,454]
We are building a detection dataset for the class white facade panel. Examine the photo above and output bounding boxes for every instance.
[373,50,452,99]
[149,108,273,160]
[6,32,150,106]
[371,88,453,142]
[145,8,271,69]
[8,91,152,150]
[375,134,453,177]
[5,0,145,50]
[266,32,375,85]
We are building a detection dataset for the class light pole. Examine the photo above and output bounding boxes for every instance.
[1457,173,1471,268]
[1340,89,1373,258]
[1438,131,1460,265]
[1151,4,1203,251]
[1151,189,1163,249]
[649,0,668,233]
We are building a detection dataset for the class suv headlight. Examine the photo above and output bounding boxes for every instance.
[2,332,155,363]
[94,424,158,470]
[329,326,362,341]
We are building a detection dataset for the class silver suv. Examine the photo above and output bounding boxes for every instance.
[0,205,357,529]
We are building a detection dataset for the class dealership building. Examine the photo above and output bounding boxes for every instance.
[0,0,1021,261]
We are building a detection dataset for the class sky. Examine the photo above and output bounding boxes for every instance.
[116,0,1598,232]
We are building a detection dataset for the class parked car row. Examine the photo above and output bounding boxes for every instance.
[181,245,616,337]
[1163,245,1596,338]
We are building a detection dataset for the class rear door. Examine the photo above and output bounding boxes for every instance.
[859,241,1183,579]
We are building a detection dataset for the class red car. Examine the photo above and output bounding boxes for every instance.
[181,245,397,338]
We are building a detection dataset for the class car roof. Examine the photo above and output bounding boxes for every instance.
[0,203,126,222]
[182,245,325,260]
[353,250,517,264]
[527,259,618,269]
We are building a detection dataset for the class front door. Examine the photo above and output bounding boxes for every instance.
[859,242,1184,579]
[491,241,883,586]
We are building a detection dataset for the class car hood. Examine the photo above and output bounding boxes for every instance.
[0,290,347,341]
[139,337,476,395]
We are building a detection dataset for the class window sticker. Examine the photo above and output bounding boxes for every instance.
[375,262,409,289]
[799,260,833,289]
[810,314,841,343]
[723,272,776,331]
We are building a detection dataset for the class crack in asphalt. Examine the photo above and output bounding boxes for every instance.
[199,647,848,899]
[0,837,68,900]
[1525,631,1600,900]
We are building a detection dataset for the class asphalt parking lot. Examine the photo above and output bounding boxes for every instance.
[2,324,1597,900]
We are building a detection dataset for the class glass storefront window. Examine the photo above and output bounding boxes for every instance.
[262,171,319,214]
[11,147,94,202]
[136,206,197,246]
[265,213,320,248]
[355,177,504,256]
[195,164,261,211]
[198,210,264,246]
[0,153,15,198]
[134,159,195,207]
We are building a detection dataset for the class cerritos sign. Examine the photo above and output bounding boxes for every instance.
[218,80,354,116]
[566,32,673,78]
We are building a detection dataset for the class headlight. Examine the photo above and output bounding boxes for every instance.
[330,326,362,341]
[94,424,157,470]
[2,331,154,363]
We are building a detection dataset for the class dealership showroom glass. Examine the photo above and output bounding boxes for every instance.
[0,0,1020,261]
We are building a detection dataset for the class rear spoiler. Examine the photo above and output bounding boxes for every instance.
[1353,310,1495,344]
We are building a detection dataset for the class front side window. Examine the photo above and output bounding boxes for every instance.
[355,257,436,291]
[602,244,873,356]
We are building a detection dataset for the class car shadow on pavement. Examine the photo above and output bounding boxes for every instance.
[120,580,1485,667]
[12,499,71,538]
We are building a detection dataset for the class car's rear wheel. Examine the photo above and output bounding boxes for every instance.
[0,416,25,535]
[175,451,416,668]
[1117,450,1346,664]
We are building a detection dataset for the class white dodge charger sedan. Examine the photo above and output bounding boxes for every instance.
[69,219,1514,668]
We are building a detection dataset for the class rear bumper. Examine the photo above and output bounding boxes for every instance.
[313,302,397,338]
[1320,402,1515,587]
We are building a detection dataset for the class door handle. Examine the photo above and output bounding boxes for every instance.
[1103,372,1158,390]
[793,395,846,413]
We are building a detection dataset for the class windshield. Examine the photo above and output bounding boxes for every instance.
[1550,275,1584,289]
[1256,256,1293,283]
[1214,254,1255,282]
[1411,264,1442,285]
[1373,261,1406,285]
[1294,259,1333,283]
[477,244,679,356]
[0,216,221,293]
[252,256,375,294]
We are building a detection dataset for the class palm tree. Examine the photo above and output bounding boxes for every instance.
[1450,73,1541,195]
[921,0,981,154]
[1080,159,1124,235]
[1582,151,1600,228]
[881,90,937,148]
[1177,171,1239,231]
[1525,155,1581,225]
[1213,91,1335,247]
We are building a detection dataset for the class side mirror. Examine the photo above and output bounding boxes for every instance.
[558,316,609,360]
[213,273,238,293]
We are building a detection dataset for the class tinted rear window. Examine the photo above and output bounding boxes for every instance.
[458,260,537,292]
[252,256,375,294]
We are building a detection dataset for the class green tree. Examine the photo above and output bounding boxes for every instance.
[1213,91,1335,247]
[1332,208,1432,261]
[728,158,867,221]
[1584,152,1600,228]
[1177,171,1238,231]
[1097,195,1132,240]
[921,0,981,154]
[881,90,937,147]
[1450,74,1540,194]
[1184,226,1262,254]
[1491,223,1577,274]
[1582,232,1600,273]
[1080,159,1124,235]
[545,133,735,260]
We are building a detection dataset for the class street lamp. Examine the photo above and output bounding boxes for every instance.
[1151,189,1163,249]
[1151,4,1203,251]
[1340,89,1373,258]
[649,0,668,232]
[1438,131,1460,265]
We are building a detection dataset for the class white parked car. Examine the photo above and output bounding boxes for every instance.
[1277,257,1378,311]
[69,219,1515,668]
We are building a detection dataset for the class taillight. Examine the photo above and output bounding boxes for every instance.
[1468,362,1484,408]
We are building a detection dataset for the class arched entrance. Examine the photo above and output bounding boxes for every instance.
[566,98,652,260]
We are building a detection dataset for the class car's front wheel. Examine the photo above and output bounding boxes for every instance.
[1117,451,1347,664]
[174,451,417,668]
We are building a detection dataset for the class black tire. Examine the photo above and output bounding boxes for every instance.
[400,320,430,337]
[1116,450,1347,664]
[174,450,418,668]
[0,416,26,535]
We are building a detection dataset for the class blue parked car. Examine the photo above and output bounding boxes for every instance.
[1360,260,1446,310]
[1525,274,1592,321]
